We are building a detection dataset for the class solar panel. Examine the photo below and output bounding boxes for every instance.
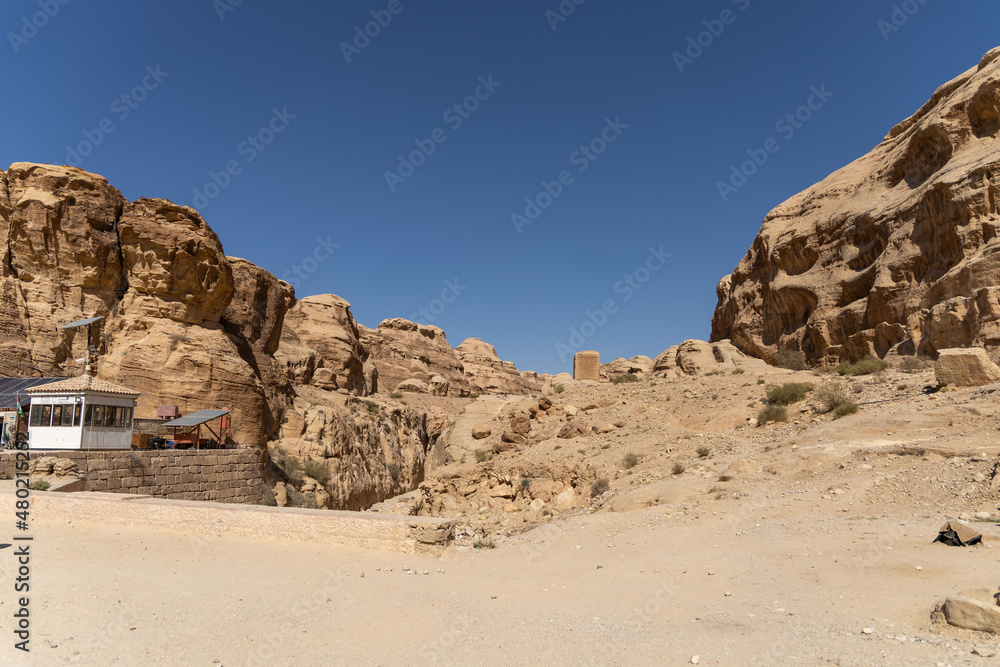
[0,378,64,409]
[59,316,103,330]
[162,409,231,427]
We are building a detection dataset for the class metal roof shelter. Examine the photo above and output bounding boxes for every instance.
[162,409,238,449]
[0,378,64,410]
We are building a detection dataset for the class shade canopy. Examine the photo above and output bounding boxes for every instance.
[162,409,231,428]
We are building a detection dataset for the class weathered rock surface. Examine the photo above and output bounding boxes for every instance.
[455,337,544,395]
[942,595,1000,634]
[653,339,767,376]
[271,390,431,510]
[712,48,1000,365]
[601,355,653,380]
[276,295,368,394]
[935,347,1000,386]
[361,319,469,397]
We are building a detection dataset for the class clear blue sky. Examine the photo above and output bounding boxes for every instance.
[4,0,998,374]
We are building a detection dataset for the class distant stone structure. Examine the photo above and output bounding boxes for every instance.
[573,351,601,381]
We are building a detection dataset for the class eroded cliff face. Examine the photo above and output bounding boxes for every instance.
[270,388,431,510]
[712,47,1000,364]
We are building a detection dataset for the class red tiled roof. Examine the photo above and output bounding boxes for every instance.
[25,375,141,397]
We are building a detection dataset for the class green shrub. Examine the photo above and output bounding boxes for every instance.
[704,370,724,377]
[473,538,497,549]
[757,404,788,426]
[622,452,640,469]
[776,349,807,371]
[757,378,766,385]
[469,393,480,399]
[475,449,492,463]
[365,401,380,415]
[697,446,710,458]
[520,477,532,489]
[554,384,565,394]
[386,463,400,482]
[613,374,639,384]
[671,462,686,475]
[28,480,50,491]
[836,356,889,376]
[814,382,851,414]
[390,391,403,399]
[590,478,610,497]
[731,368,745,375]
[260,485,277,506]
[833,402,859,419]
[302,459,331,487]
[766,382,813,406]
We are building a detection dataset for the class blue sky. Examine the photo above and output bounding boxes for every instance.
[4,0,998,374]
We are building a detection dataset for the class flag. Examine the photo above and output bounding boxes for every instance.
[15,392,24,418]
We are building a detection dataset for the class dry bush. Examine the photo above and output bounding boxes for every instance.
[766,382,813,406]
[757,404,787,426]
[814,382,851,414]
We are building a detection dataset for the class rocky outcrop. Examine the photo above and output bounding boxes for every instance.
[360,319,469,396]
[712,48,1000,365]
[1,163,126,376]
[276,295,368,394]
[601,355,653,380]
[455,337,544,395]
[270,391,432,510]
[653,339,768,376]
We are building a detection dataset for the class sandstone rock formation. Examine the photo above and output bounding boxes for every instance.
[360,319,469,396]
[712,48,1000,365]
[455,337,544,395]
[276,294,368,394]
[0,163,278,446]
[270,389,432,510]
[652,339,768,376]
[601,355,653,380]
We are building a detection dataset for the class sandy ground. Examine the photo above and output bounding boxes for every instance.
[0,487,997,665]
[2,366,999,666]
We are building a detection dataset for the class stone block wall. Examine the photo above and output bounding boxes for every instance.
[0,449,266,505]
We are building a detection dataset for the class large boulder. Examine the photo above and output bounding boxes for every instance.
[712,48,1000,364]
[942,595,1000,633]
[935,347,1000,386]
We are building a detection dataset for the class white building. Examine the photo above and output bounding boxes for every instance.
[26,376,140,450]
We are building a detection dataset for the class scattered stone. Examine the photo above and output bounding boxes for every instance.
[862,627,875,634]
[471,423,492,440]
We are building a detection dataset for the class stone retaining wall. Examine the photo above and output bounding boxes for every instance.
[0,490,455,554]
[0,449,266,505]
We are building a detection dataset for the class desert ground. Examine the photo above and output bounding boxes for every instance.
[3,362,999,666]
